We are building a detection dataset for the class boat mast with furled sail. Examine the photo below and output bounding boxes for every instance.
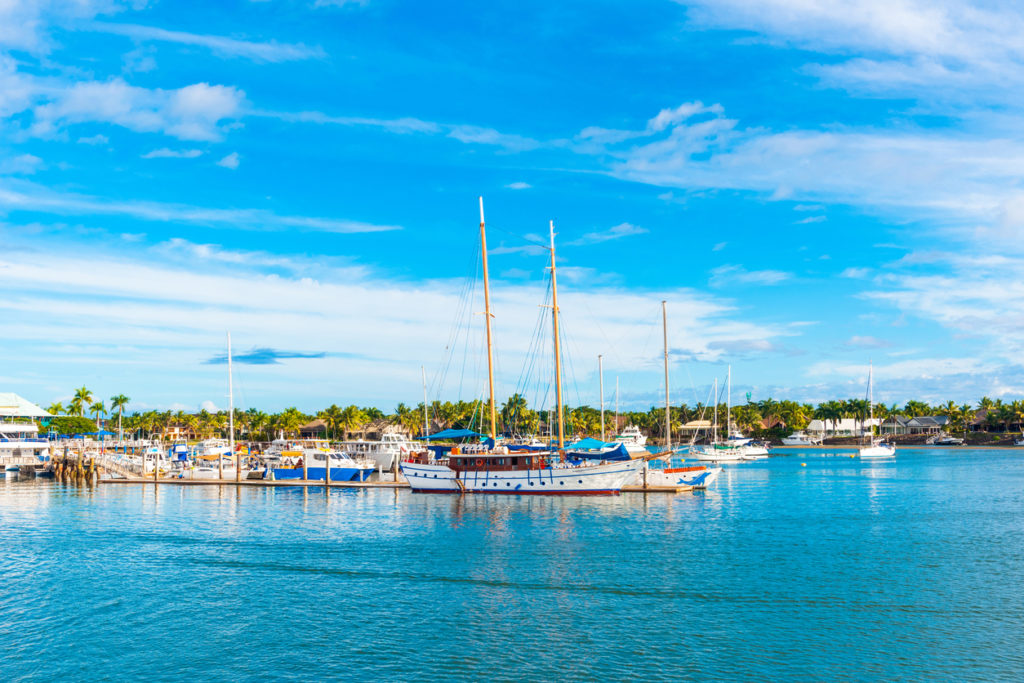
[400,200,643,494]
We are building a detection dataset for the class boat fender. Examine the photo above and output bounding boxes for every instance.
[475,458,483,467]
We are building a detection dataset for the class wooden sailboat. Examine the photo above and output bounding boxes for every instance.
[400,201,644,494]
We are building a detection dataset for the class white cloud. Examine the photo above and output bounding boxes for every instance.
[0,154,43,175]
[216,151,240,169]
[0,234,798,406]
[796,215,826,224]
[77,134,109,145]
[505,181,531,190]
[31,79,246,141]
[142,148,203,159]
[566,222,648,246]
[681,0,1024,110]
[199,400,219,412]
[0,179,401,234]
[709,264,791,288]
[841,267,872,278]
[844,335,890,349]
[86,22,326,62]
[712,241,726,251]
[446,125,541,152]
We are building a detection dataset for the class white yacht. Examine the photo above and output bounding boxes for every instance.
[782,431,823,446]
[612,424,649,454]
[195,438,231,458]
[1,422,50,471]
[337,430,417,472]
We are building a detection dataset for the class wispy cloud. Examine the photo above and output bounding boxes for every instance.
[709,264,791,288]
[216,152,240,169]
[0,179,401,234]
[77,134,108,145]
[205,347,327,365]
[566,222,648,246]
[142,148,203,159]
[86,22,326,63]
[505,181,531,190]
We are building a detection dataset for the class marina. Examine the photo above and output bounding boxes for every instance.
[5,447,1024,681]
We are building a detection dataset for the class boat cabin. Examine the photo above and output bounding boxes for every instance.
[447,449,548,472]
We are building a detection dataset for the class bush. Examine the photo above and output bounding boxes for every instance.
[44,416,100,435]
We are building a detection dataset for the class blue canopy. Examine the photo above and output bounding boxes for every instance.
[416,428,482,440]
[568,437,610,450]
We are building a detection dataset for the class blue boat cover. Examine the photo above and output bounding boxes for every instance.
[564,442,631,461]
[415,428,482,440]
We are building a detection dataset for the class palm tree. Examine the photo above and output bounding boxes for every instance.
[89,400,106,429]
[339,405,368,438]
[978,396,995,411]
[277,407,305,437]
[73,386,93,416]
[319,404,344,440]
[109,394,130,440]
[958,404,975,436]
[46,402,64,416]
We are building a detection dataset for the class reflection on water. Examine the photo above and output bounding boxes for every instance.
[3,449,1024,681]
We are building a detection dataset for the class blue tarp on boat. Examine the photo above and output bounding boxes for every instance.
[416,428,483,440]
[564,441,631,461]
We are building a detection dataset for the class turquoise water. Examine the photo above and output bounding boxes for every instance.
[3,448,1024,681]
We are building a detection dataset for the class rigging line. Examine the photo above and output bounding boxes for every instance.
[575,296,630,372]
[486,221,551,250]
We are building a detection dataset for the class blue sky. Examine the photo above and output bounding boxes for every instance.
[2,0,1023,414]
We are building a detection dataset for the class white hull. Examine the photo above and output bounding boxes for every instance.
[781,437,822,446]
[641,466,721,489]
[401,459,644,494]
[859,444,896,458]
[692,447,746,463]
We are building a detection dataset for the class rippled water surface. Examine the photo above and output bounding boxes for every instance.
[3,448,1024,681]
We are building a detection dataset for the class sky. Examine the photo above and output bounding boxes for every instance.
[3,0,1024,414]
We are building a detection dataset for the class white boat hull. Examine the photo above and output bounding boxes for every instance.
[859,444,896,458]
[691,447,746,463]
[641,466,721,489]
[401,459,644,494]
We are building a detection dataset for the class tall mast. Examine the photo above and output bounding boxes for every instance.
[662,300,670,452]
[599,355,605,441]
[550,220,565,451]
[422,365,429,443]
[479,197,497,441]
[867,360,873,442]
[713,376,718,444]
[226,332,234,481]
[727,364,731,437]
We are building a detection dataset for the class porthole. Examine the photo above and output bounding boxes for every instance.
[560,481,565,485]
[578,480,583,484]
[529,481,535,486]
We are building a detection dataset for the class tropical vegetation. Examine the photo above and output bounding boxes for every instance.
[36,387,1024,442]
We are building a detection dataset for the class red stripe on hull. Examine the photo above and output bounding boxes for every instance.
[409,489,620,496]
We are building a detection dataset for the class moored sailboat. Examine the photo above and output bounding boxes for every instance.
[859,362,895,458]
[401,200,643,494]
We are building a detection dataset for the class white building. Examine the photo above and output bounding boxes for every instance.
[0,393,51,420]
[806,418,880,437]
